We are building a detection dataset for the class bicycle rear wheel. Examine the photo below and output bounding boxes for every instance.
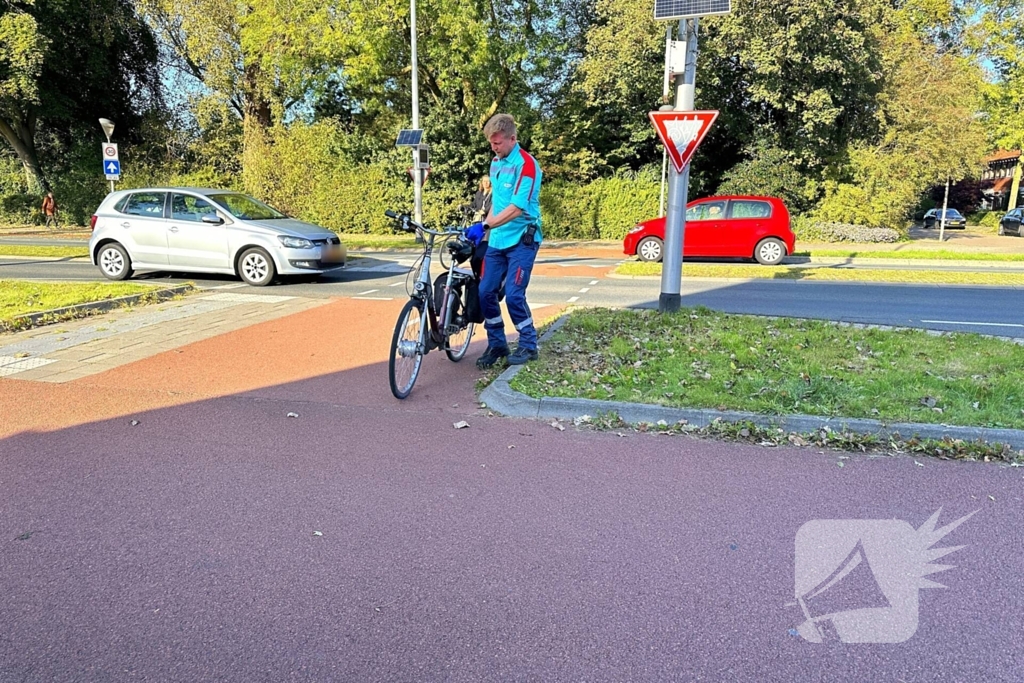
[389,298,426,399]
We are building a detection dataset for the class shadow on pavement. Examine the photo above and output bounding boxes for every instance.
[0,297,1019,682]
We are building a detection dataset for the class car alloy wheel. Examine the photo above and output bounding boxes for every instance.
[238,247,275,286]
[98,243,133,280]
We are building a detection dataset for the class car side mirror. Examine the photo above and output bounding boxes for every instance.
[202,214,225,225]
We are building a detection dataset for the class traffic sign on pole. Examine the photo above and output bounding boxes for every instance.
[407,167,431,187]
[649,110,718,173]
[101,143,121,180]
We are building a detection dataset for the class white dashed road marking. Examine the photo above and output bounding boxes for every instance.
[579,287,590,293]
[567,296,579,303]
[357,289,379,295]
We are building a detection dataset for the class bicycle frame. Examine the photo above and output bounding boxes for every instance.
[390,212,468,353]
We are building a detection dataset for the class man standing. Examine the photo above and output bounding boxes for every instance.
[471,114,543,369]
[41,192,58,229]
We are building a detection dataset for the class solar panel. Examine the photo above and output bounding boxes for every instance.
[395,129,423,147]
[653,0,730,20]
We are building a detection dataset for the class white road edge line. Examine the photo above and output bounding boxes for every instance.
[920,319,1024,328]
[352,296,394,301]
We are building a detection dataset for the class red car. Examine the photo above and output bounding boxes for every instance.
[623,195,795,265]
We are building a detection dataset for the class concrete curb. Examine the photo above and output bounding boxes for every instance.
[480,315,1024,450]
[7,284,196,329]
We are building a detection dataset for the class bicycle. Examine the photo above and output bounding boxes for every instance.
[385,210,478,399]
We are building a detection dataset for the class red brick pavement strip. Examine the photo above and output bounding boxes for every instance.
[1,297,1022,681]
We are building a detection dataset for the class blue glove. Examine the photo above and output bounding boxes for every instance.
[465,221,486,246]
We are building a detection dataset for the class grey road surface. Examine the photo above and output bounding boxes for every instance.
[4,253,1023,336]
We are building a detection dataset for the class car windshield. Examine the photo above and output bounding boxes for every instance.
[941,209,964,218]
[208,193,287,220]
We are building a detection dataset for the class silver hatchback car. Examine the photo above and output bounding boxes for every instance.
[89,188,346,286]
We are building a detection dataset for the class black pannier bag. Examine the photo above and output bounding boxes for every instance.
[434,272,484,324]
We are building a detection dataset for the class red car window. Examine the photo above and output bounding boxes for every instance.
[690,201,726,221]
[729,200,772,219]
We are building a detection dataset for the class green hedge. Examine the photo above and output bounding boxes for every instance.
[541,168,660,241]
[967,210,1002,231]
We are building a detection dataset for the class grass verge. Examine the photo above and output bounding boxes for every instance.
[1,280,162,331]
[510,307,1024,431]
[615,261,1024,285]
[799,249,1024,261]
[0,245,89,258]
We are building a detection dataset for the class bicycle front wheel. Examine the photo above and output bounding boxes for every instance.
[389,298,426,399]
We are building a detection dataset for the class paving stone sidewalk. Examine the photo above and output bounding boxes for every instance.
[0,291,328,382]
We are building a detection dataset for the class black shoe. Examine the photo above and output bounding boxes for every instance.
[507,346,538,365]
[476,345,510,369]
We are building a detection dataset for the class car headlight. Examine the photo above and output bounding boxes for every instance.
[628,225,644,234]
[278,235,314,249]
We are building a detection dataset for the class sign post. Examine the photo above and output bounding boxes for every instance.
[101,143,120,192]
[99,118,118,193]
[652,0,731,313]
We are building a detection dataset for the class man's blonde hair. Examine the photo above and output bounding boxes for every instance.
[483,114,517,139]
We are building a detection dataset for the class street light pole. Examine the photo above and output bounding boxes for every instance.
[99,118,115,194]
[410,0,424,241]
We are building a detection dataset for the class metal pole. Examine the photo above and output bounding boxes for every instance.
[410,0,424,241]
[659,17,698,314]
[939,177,950,242]
[105,132,114,194]
[659,25,672,217]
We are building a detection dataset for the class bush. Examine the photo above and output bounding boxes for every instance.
[967,210,1002,231]
[796,221,902,243]
[541,167,660,240]
[717,144,817,214]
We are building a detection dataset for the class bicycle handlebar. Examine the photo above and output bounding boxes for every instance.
[384,211,464,237]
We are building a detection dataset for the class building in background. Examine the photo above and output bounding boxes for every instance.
[980,150,1022,211]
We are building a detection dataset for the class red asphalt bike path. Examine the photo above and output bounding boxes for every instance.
[1,296,1023,681]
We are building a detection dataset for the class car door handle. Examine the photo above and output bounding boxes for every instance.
[168,226,179,233]
[121,222,130,229]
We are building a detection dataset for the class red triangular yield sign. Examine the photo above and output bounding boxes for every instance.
[649,110,719,173]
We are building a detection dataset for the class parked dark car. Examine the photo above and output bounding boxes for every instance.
[998,207,1023,236]
[623,196,795,265]
[922,208,967,229]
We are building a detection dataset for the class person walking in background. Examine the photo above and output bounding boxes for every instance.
[470,176,492,222]
[41,192,58,229]
[466,113,543,369]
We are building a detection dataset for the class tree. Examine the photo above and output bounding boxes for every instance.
[0,0,159,193]
[969,0,1024,150]
[816,20,987,229]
